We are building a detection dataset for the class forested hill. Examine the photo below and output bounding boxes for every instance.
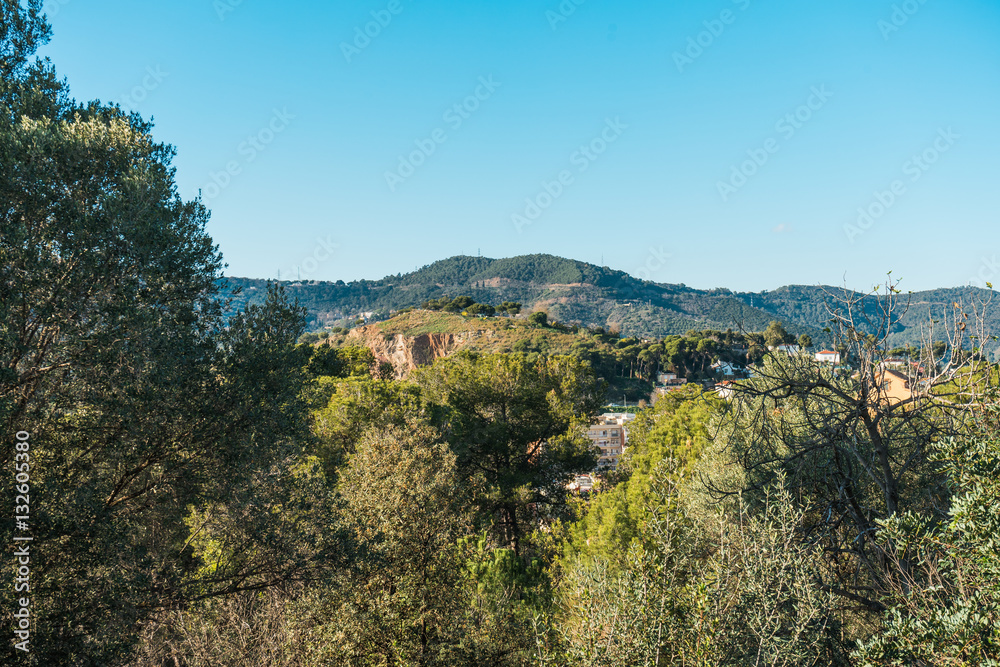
[220,254,998,350]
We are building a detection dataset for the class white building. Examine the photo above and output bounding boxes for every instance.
[715,381,737,400]
[815,350,841,363]
[711,360,739,376]
[567,474,595,493]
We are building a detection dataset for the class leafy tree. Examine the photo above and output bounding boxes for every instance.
[1,7,333,660]
[498,301,522,316]
[706,282,991,618]
[415,352,603,555]
[316,425,473,666]
[301,343,376,380]
[550,464,846,666]
[854,418,1000,665]
[564,385,716,565]
[764,320,793,348]
[444,295,475,312]
[466,302,496,317]
[311,377,429,476]
[528,311,549,327]
[798,333,814,349]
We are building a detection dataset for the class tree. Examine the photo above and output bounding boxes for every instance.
[0,0,49,80]
[528,311,549,327]
[564,385,715,565]
[854,419,1000,665]
[798,333,813,349]
[415,352,603,556]
[764,320,793,348]
[311,376,429,476]
[444,295,475,312]
[320,425,473,666]
[1,8,336,660]
[550,464,846,666]
[301,343,376,379]
[499,301,522,316]
[466,302,496,317]
[706,281,993,619]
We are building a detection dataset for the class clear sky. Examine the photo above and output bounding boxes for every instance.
[37,0,1000,292]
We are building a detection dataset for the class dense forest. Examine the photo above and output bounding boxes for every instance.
[4,4,1000,665]
[307,302,790,402]
[222,259,1000,355]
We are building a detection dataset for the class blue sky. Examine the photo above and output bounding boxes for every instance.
[38,0,1000,292]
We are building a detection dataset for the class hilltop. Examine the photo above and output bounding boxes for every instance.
[221,253,999,354]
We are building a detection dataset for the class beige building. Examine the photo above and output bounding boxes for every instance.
[878,368,916,405]
[586,419,625,470]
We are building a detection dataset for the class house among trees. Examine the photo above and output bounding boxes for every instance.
[566,474,595,493]
[877,367,917,405]
[711,360,740,377]
[715,380,737,400]
[815,349,841,363]
[657,372,688,386]
[586,416,631,470]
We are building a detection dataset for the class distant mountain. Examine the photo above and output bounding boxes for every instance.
[220,254,999,355]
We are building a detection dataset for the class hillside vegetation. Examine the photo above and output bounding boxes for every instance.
[7,7,1000,664]
[311,308,785,403]
[223,254,999,355]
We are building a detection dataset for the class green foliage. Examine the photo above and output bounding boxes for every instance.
[415,352,603,554]
[529,311,549,327]
[0,10,340,660]
[301,343,376,381]
[854,422,1000,666]
[316,425,473,666]
[311,376,430,476]
[549,464,846,666]
[764,319,794,348]
[564,385,716,565]
[466,302,496,316]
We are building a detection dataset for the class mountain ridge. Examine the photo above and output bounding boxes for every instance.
[220,253,998,354]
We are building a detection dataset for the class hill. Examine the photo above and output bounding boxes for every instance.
[315,309,740,402]
[220,254,999,356]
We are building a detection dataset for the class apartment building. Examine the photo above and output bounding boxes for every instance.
[586,414,634,470]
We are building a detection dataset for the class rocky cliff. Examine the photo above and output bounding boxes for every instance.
[346,325,498,377]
